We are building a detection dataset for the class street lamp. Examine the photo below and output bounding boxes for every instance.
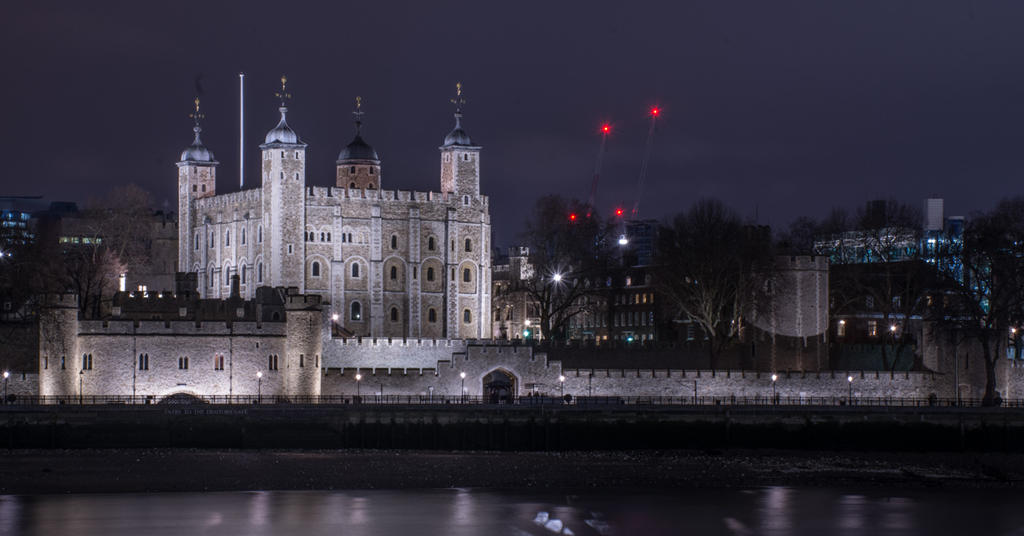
[552,273,562,283]
[79,370,84,405]
[2,371,8,404]
[355,373,362,397]
[559,375,566,398]
[847,375,853,405]
[618,235,629,246]
[771,373,777,404]
[460,371,467,402]
[256,371,262,403]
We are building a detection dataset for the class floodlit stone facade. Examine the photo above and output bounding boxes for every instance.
[177,86,491,340]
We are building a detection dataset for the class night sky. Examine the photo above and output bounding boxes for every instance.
[3,1,1023,247]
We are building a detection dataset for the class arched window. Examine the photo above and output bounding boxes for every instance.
[428,308,437,323]
[241,264,247,284]
[463,309,472,324]
[426,267,435,282]
[463,268,471,282]
[428,236,435,251]
[351,302,362,321]
[225,231,230,247]
[390,266,398,280]
[390,235,398,249]
[226,268,231,285]
[311,261,321,277]
[390,307,399,322]
[351,262,360,277]
[257,263,263,283]
[350,182,356,189]
[320,232,325,241]
[241,228,246,245]
[350,166,356,173]
[258,226,263,243]
[326,232,331,242]
[464,238,472,252]
[194,234,199,250]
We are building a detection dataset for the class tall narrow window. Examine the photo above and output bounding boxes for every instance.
[463,309,472,324]
[178,356,189,370]
[427,267,435,282]
[139,353,149,371]
[428,308,437,322]
[241,228,246,245]
[268,355,278,371]
[390,307,399,322]
[194,234,199,250]
[299,354,305,368]
[312,261,321,277]
[214,355,224,371]
[465,238,472,252]
[225,231,230,247]
[258,263,263,283]
[351,263,360,277]
[258,226,263,243]
[390,235,398,249]
[428,236,435,251]
[351,302,362,321]
[390,266,397,280]
[463,268,471,282]
[82,353,93,370]
[241,265,247,284]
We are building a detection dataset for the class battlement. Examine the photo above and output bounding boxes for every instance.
[557,368,938,381]
[776,255,829,270]
[332,337,464,348]
[306,186,488,207]
[194,188,262,210]
[79,319,288,336]
[285,292,322,310]
[42,294,78,309]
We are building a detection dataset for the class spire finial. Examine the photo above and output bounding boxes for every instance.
[450,82,466,115]
[353,96,364,134]
[189,96,205,142]
[275,75,292,108]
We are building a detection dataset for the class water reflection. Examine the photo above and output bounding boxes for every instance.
[4,487,1024,536]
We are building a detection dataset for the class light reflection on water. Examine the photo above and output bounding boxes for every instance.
[3,487,1024,536]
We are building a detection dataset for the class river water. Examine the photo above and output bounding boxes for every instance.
[1,487,1022,535]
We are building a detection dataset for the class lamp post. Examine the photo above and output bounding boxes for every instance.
[256,371,262,404]
[428,386,434,403]
[460,371,466,402]
[2,371,8,404]
[78,370,84,405]
[847,375,853,405]
[355,373,362,397]
[559,375,566,398]
[771,373,777,405]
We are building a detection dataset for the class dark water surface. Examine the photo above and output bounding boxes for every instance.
[2,487,1023,536]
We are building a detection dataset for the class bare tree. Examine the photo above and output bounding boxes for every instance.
[514,195,613,342]
[934,198,1024,405]
[652,199,775,367]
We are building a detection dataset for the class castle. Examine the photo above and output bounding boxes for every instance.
[177,79,490,340]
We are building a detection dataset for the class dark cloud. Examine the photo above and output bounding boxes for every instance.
[2,1,1023,246]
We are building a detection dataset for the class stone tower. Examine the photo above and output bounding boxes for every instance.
[260,76,308,291]
[439,83,481,197]
[177,97,218,272]
[283,291,323,398]
[38,294,80,397]
[336,97,382,190]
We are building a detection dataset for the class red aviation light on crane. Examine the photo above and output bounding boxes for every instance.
[601,124,610,134]
[615,208,624,217]
[569,213,577,222]
[650,107,661,117]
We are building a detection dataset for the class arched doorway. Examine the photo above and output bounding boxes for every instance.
[483,369,517,404]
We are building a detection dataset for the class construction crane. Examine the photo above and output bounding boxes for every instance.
[630,106,660,219]
[585,123,611,219]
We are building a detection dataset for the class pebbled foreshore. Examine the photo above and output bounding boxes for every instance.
[2,449,1024,494]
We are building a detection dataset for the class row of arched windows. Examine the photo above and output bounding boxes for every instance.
[347,302,473,324]
[193,226,262,251]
